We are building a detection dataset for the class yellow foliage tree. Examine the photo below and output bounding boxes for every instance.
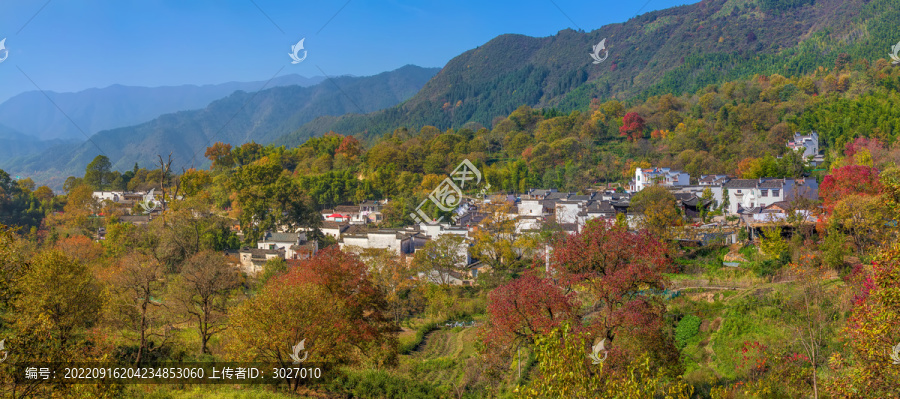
[517,324,693,398]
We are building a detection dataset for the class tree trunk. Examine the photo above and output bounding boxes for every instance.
[136,301,147,366]
[812,363,818,399]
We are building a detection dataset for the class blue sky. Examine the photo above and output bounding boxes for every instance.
[0,0,696,102]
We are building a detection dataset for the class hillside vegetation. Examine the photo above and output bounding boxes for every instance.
[278,0,900,145]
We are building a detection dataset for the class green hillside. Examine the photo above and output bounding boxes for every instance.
[276,0,900,146]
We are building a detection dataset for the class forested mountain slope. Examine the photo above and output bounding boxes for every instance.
[276,0,900,146]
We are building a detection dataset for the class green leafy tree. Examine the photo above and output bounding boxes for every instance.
[413,235,468,287]
[229,157,320,244]
[519,323,693,398]
[84,155,112,190]
[630,185,681,238]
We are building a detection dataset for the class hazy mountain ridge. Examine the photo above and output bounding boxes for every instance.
[0,74,327,143]
[7,65,439,187]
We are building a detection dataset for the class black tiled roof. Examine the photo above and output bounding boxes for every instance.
[673,193,696,201]
[759,179,785,189]
[724,179,758,189]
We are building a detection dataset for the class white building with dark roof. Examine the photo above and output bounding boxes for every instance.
[724,178,819,215]
[787,132,819,158]
[256,231,317,260]
[632,167,690,192]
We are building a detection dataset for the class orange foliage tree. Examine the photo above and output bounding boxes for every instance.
[225,247,396,370]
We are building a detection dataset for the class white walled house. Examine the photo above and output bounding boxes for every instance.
[93,191,125,202]
[724,178,818,214]
[632,167,690,192]
[320,221,350,239]
[698,175,729,186]
[787,132,819,158]
[516,216,542,234]
[338,229,429,255]
[229,247,284,275]
[554,201,581,224]
[518,199,544,216]
[256,231,317,260]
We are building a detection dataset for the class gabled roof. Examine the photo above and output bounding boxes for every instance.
[673,193,696,202]
[558,223,578,232]
[544,192,570,200]
[764,201,792,212]
[738,207,762,215]
[239,247,285,259]
[586,200,616,214]
[699,174,729,184]
[322,221,350,230]
[568,194,593,202]
[682,197,714,208]
[334,205,360,213]
[724,179,758,189]
[261,231,306,243]
[759,179,785,189]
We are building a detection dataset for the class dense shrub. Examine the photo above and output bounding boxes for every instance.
[328,369,445,399]
[675,315,702,349]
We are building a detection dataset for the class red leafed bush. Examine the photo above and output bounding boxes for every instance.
[819,165,881,214]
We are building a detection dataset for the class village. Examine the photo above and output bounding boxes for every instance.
[88,133,822,286]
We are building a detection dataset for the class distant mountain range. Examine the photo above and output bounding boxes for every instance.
[0,123,76,167]
[5,65,439,187]
[0,75,326,142]
[276,0,900,145]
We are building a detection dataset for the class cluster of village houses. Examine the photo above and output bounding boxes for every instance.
[91,133,822,285]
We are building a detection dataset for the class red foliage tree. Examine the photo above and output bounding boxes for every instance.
[226,247,397,369]
[819,165,882,214]
[827,245,900,396]
[619,112,646,142]
[284,247,393,343]
[481,272,578,378]
[549,220,679,371]
[843,137,885,159]
[484,273,578,346]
